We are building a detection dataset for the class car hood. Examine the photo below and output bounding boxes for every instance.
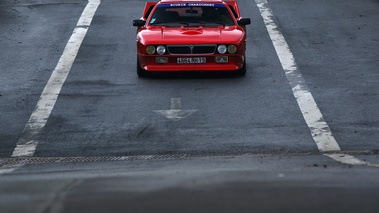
[138,26,245,45]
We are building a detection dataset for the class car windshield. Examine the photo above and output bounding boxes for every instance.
[149,4,235,27]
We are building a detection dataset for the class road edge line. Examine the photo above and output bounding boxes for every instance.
[0,0,101,175]
[254,0,377,167]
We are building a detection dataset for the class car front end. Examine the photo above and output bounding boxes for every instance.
[133,0,250,76]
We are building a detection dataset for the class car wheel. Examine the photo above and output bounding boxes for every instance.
[237,58,246,76]
[137,58,148,77]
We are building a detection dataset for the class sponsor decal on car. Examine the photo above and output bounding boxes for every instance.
[158,3,225,8]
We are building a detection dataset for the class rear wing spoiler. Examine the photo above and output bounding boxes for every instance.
[142,2,157,20]
[138,1,249,26]
[225,1,242,20]
[142,1,242,20]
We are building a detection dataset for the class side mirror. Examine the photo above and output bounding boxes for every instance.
[133,20,146,26]
[237,18,251,26]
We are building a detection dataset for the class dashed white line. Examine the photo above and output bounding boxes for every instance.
[0,0,101,175]
[254,0,378,167]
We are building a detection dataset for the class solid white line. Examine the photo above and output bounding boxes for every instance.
[0,164,24,175]
[10,0,101,159]
[255,0,378,167]
[255,0,340,152]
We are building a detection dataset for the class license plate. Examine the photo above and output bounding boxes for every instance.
[177,57,206,64]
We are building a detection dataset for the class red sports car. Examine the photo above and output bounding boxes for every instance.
[133,0,250,77]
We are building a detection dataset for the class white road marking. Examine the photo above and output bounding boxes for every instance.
[255,0,378,167]
[326,153,378,167]
[154,98,198,121]
[0,0,101,175]
[0,164,24,175]
[3,0,377,176]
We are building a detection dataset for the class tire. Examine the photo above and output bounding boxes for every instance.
[137,58,148,77]
[237,58,246,76]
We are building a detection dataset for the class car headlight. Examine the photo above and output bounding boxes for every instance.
[227,45,237,54]
[146,45,156,55]
[156,45,166,55]
[217,45,227,54]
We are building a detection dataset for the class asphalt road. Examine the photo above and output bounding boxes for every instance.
[0,0,378,212]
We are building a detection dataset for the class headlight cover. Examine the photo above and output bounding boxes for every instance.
[227,45,237,54]
[146,45,156,55]
[217,45,227,54]
[156,45,166,55]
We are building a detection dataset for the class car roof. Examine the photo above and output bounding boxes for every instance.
[160,0,224,3]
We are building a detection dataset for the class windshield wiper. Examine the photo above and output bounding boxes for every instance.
[180,22,204,27]
[193,21,225,27]
[180,22,190,26]
[151,22,194,27]
[207,22,225,27]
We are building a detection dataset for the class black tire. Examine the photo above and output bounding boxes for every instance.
[137,58,148,77]
[237,58,246,76]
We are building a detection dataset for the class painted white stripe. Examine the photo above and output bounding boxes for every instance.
[325,153,379,167]
[0,164,24,175]
[255,0,340,152]
[9,0,101,160]
[255,0,378,167]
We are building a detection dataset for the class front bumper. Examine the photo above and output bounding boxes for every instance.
[137,54,245,72]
